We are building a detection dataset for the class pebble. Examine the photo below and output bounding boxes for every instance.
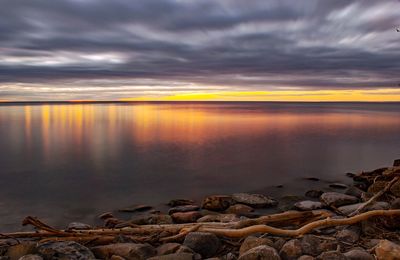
[294,201,324,211]
[168,205,199,215]
[201,195,234,211]
[232,193,278,208]
[91,243,156,259]
[305,190,324,198]
[168,199,196,207]
[375,240,400,260]
[183,232,220,258]
[344,249,374,260]
[320,192,358,207]
[225,204,254,215]
[37,241,95,260]
[171,211,202,223]
[238,245,281,260]
[279,239,302,260]
[239,236,275,255]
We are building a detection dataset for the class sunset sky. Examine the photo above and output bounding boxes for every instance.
[0,0,400,101]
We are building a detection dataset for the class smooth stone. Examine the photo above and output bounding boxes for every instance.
[300,235,337,257]
[201,195,234,211]
[147,253,194,260]
[394,159,400,167]
[320,192,358,207]
[225,204,254,215]
[168,199,196,207]
[239,236,275,255]
[197,214,240,223]
[131,214,173,225]
[119,205,153,213]
[92,243,156,260]
[317,251,347,260]
[171,211,202,223]
[98,212,114,220]
[279,239,302,260]
[110,255,125,260]
[232,193,278,208]
[37,241,95,260]
[6,242,36,259]
[298,256,315,260]
[344,186,364,198]
[304,177,320,181]
[294,201,324,211]
[305,190,324,198]
[344,249,374,260]
[18,255,43,260]
[238,245,281,260]
[337,201,390,215]
[168,205,199,215]
[336,228,360,244]
[183,232,220,258]
[329,183,348,189]
[375,240,400,260]
[157,243,181,255]
[66,222,92,230]
[175,246,195,254]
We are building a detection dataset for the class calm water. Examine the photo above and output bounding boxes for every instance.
[0,102,400,230]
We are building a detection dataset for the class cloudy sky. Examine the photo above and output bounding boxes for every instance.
[0,0,399,101]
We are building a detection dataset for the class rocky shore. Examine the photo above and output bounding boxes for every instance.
[2,159,400,260]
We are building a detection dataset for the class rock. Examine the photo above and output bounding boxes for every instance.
[157,243,181,255]
[91,243,156,260]
[344,249,374,260]
[239,236,275,255]
[197,214,240,223]
[329,183,348,189]
[225,204,254,215]
[320,192,358,207]
[131,214,173,225]
[294,201,324,211]
[119,205,153,213]
[168,205,199,215]
[305,190,324,198]
[336,227,360,244]
[37,241,95,260]
[345,186,364,198]
[98,212,114,220]
[175,246,195,254]
[367,181,387,194]
[183,232,220,258]
[171,211,202,223]
[298,256,315,260]
[392,198,400,209]
[273,238,287,251]
[394,159,400,167]
[110,256,125,260]
[6,242,36,259]
[279,239,302,260]
[337,201,389,215]
[390,180,400,197]
[66,222,92,230]
[201,195,234,211]
[346,172,356,178]
[221,252,237,260]
[18,255,43,260]
[304,177,320,181]
[300,235,337,257]
[317,251,347,260]
[168,199,196,207]
[105,217,124,228]
[232,193,278,208]
[238,245,281,260]
[147,253,195,260]
[375,240,400,260]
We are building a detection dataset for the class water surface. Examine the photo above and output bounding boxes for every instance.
[0,102,399,230]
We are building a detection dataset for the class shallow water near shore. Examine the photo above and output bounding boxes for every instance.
[0,102,400,231]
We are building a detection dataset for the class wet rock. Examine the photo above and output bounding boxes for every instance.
[202,195,234,211]
[390,180,400,197]
[232,193,277,208]
[171,211,202,223]
[131,214,173,225]
[320,192,358,207]
[37,241,95,260]
[375,240,400,260]
[197,214,240,223]
[294,201,324,211]
[168,205,199,215]
[329,183,348,189]
[239,236,275,255]
[278,195,304,211]
[98,212,114,220]
[298,256,315,260]
[91,243,156,260]
[220,252,237,260]
[225,204,254,215]
[66,222,92,230]
[392,198,400,209]
[338,201,389,215]
[147,253,195,260]
[344,249,374,260]
[305,190,324,199]
[279,239,302,260]
[110,255,125,260]
[336,227,360,244]
[273,238,287,251]
[300,235,337,256]
[168,199,196,207]
[367,181,387,194]
[119,205,153,213]
[183,232,220,258]
[6,242,36,260]
[18,255,43,260]
[346,172,356,178]
[105,217,124,228]
[345,186,364,198]
[317,251,347,260]
[304,177,320,181]
[238,245,280,260]
[394,159,400,167]
[157,243,181,255]
[175,246,195,254]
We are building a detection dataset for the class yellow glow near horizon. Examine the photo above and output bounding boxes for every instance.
[120,88,400,102]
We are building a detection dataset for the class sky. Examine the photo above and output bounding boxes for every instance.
[0,0,400,101]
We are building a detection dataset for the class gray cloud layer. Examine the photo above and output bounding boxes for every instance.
[0,0,399,100]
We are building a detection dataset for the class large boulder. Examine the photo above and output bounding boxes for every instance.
[183,232,220,258]
[91,243,156,260]
[232,193,277,208]
[238,245,281,260]
[320,192,358,207]
[37,241,95,260]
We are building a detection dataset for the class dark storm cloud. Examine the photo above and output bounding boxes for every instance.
[0,0,399,99]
